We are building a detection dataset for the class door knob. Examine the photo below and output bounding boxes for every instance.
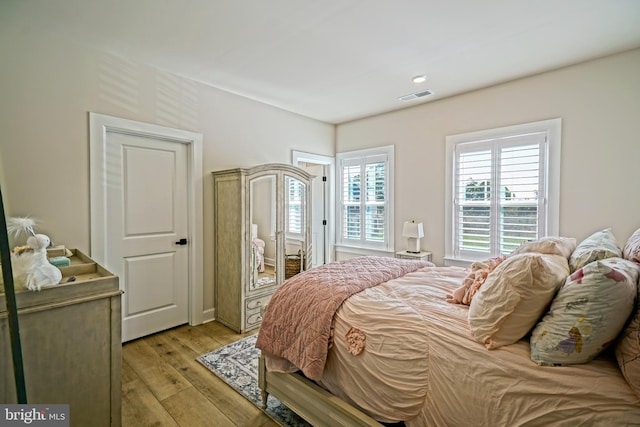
[175,238,188,245]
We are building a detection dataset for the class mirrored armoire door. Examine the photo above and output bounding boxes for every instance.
[213,163,312,333]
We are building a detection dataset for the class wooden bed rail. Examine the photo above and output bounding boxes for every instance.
[258,354,384,427]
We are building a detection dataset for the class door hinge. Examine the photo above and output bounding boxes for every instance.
[322,220,327,226]
[322,176,327,182]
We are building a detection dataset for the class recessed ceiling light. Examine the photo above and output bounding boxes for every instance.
[412,74,427,83]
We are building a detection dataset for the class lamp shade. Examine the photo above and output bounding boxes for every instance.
[402,221,424,238]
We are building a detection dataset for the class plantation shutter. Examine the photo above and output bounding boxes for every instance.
[454,132,546,259]
[364,157,386,242]
[341,153,388,245]
[342,161,361,240]
[455,147,492,257]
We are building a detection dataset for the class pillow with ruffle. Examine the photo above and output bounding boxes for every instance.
[569,228,620,272]
[468,253,569,349]
[530,258,639,366]
[623,227,640,264]
[511,236,577,259]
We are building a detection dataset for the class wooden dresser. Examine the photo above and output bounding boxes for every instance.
[0,250,122,427]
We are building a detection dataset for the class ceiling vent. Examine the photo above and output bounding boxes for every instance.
[398,89,433,102]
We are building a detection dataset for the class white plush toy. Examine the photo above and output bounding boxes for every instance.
[7,217,62,291]
[13,234,62,291]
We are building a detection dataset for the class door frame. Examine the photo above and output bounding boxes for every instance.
[291,150,335,264]
[89,112,204,326]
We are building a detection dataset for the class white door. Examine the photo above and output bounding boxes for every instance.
[90,113,204,341]
[105,132,189,341]
[305,163,326,267]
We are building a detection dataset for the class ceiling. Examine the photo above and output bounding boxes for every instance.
[4,0,640,124]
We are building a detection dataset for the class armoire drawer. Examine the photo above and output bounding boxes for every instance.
[246,294,273,311]
[245,294,273,329]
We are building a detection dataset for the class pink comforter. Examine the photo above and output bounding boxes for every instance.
[255,256,432,379]
[319,267,640,425]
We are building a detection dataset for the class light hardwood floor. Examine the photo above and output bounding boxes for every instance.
[121,321,277,427]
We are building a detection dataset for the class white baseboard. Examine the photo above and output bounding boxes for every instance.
[199,307,216,325]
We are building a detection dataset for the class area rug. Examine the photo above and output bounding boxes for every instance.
[197,334,311,427]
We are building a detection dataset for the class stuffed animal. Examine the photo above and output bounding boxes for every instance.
[6,217,62,291]
[446,256,506,305]
[11,234,62,291]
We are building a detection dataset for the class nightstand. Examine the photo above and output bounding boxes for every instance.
[395,250,432,262]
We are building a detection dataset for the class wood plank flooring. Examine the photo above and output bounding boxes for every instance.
[122,321,278,427]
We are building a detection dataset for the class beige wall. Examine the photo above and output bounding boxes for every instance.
[337,48,640,265]
[2,17,639,311]
[0,24,334,313]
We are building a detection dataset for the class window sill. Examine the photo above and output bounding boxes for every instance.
[442,257,474,269]
[335,244,393,258]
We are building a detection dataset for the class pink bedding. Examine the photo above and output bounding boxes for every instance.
[256,256,432,379]
[261,260,640,425]
[320,266,640,425]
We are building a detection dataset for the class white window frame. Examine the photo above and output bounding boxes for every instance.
[444,119,561,267]
[336,145,394,253]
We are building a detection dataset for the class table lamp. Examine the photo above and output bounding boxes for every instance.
[402,220,424,253]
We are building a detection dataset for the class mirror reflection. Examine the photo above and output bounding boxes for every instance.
[250,175,276,289]
[284,176,306,278]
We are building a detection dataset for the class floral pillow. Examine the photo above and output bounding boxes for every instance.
[569,228,621,272]
[530,258,639,366]
[468,253,569,349]
[623,227,640,264]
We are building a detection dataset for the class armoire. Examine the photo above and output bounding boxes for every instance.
[212,163,312,332]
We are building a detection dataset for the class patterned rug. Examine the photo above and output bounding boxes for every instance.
[197,334,311,427]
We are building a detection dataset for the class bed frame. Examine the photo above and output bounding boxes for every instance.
[258,355,383,427]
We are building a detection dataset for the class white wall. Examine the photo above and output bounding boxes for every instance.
[0,23,334,315]
[336,48,640,265]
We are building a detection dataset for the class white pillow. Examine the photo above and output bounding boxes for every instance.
[468,253,569,349]
[510,236,577,259]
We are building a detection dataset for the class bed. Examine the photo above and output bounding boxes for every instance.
[256,231,640,426]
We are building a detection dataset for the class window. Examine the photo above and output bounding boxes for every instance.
[285,175,305,239]
[445,119,561,265]
[336,145,394,252]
